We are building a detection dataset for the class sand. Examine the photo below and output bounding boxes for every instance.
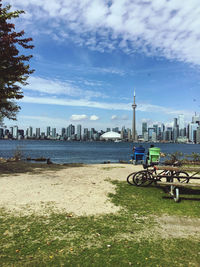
[0,163,199,217]
[0,163,142,216]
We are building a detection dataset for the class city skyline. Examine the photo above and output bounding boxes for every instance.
[1,112,200,143]
[3,1,200,131]
[3,112,200,135]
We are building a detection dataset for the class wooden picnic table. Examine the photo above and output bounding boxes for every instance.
[154,165,200,202]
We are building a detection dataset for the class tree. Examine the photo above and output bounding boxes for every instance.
[0,1,34,122]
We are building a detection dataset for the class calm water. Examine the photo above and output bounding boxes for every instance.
[0,140,200,164]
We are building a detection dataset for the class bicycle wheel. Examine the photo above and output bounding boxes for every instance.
[175,171,189,183]
[133,171,153,186]
[126,172,136,185]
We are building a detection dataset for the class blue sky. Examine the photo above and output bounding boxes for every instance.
[3,0,200,133]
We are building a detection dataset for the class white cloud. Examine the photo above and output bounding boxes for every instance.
[19,95,194,119]
[111,115,129,120]
[111,115,118,120]
[70,114,88,121]
[7,0,200,65]
[90,115,99,121]
[24,76,107,99]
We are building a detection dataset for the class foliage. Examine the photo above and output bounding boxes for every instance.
[0,1,34,120]
[164,151,183,165]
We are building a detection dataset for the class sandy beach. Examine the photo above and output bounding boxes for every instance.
[0,163,143,216]
[1,163,200,217]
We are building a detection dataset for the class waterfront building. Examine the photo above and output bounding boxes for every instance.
[83,128,89,141]
[153,124,159,138]
[46,126,51,137]
[36,128,40,139]
[61,128,66,137]
[132,90,137,141]
[173,117,179,142]
[52,128,56,138]
[27,126,33,138]
[77,124,82,140]
[120,127,125,139]
[127,128,131,141]
[157,126,162,141]
[66,124,75,138]
[142,122,147,137]
[10,127,13,137]
[18,129,24,138]
[152,132,157,142]
[106,128,111,132]
[0,128,3,139]
[192,113,200,125]
[178,114,185,136]
[112,127,119,133]
[41,132,45,139]
[148,127,155,141]
[173,127,179,142]
[144,132,148,142]
[188,123,199,142]
[196,127,200,144]
[13,126,18,139]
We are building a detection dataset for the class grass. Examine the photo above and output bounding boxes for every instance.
[0,171,200,266]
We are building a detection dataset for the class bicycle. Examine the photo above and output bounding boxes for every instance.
[127,162,189,186]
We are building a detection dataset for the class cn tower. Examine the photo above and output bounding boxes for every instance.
[132,89,137,141]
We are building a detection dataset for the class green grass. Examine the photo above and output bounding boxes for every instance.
[0,179,200,266]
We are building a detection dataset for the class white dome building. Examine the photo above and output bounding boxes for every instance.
[101,131,121,141]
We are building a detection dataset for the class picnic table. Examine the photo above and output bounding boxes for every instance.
[154,166,200,202]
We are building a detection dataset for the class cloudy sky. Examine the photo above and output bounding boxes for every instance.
[3,0,200,133]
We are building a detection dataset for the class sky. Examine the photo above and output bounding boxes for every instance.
[3,0,200,134]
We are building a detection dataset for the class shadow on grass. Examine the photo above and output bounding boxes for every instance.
[0,161,85,175]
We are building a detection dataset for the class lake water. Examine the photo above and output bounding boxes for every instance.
[0,140,200,164]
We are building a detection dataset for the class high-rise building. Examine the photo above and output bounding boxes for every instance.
[13,126,18,139]
[188,123,199,142]
[178,114,184,128]
[77,124,82,140]
[10,127,13,137]
[46,126,51,137]
[192,113,200,125]
[196,127,200,143]
[173,117,179,142]
[153,124,159,137]
[66,124,75,138]
[61,128,66,137]
[52,128,56,138]
[142,122,147,137]
[28,126,33,138]
[173,118,178,128]
[148,127,155,141]
[83,128,89,140]
[36,128,40,139]
[0,128,4,138]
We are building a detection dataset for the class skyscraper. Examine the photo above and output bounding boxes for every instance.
[77,124,82,140]
[142,122,147,137]
[46,126,51,137]
[178,114,185,136]
[132,89,137,141]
